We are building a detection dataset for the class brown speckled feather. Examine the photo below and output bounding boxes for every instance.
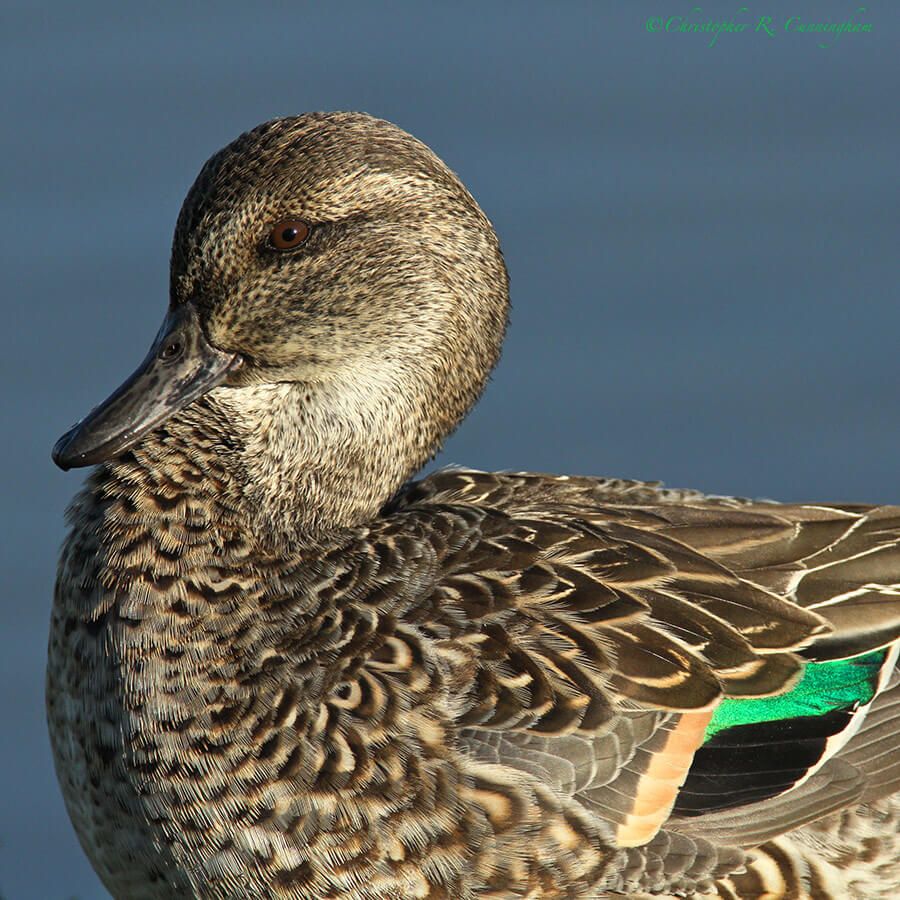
[48,113,900,900]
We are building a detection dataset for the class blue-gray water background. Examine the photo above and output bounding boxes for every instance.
[2,3,899,897]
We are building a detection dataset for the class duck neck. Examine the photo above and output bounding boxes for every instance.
[207,375,433,551]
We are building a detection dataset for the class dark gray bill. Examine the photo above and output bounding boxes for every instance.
[52,306,243,470]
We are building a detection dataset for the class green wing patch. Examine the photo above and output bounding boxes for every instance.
[705,648,887,740]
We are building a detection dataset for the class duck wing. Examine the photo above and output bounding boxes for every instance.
[381,470,900,890]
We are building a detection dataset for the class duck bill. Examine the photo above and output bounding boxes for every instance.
[52,307,243,471]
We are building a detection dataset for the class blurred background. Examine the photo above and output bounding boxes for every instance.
[2,2,899,897]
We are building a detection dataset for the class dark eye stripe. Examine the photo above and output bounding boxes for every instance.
[268,219,311,250]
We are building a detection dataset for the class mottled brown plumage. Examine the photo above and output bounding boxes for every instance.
[49,113,900,899]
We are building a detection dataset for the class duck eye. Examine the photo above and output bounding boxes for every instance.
[267,220,310,250]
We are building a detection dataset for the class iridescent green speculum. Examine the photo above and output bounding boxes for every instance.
[705,648,888,740]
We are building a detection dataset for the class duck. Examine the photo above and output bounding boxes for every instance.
[48,111,900,900]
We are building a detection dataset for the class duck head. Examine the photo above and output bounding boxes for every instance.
[53,113,509,540]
